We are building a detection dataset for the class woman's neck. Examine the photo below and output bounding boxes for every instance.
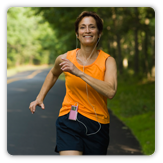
[78,44,98,61]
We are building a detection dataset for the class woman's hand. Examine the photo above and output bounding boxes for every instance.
[29,99,45,114]
[59,58,82,77]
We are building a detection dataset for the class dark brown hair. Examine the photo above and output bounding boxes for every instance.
[75,11,103,35]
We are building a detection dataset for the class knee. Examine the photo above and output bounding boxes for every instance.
[59,150,83,155]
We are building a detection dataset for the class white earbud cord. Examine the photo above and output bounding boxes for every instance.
[76,37,101,136]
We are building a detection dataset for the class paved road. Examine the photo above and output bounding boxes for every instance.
[7,69,143,155]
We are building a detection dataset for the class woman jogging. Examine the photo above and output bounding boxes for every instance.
[29,11,117,155]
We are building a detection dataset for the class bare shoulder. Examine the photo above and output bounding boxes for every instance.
[50,53,67,76]
[106,56,116,63]
[55,52,67,64]
[106,56,117,69]
[59,52,67,59]
[104,56,117,89]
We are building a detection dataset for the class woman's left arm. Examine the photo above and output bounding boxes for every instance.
[60,56,117,99]
[80,56,117,99]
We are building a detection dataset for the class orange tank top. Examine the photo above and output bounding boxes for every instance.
[58,49,110,124]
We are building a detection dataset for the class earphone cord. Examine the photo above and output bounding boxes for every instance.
[76,38,101,136]
[76,37,100,64]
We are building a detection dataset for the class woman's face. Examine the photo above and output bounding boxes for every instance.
[77,16,100,46]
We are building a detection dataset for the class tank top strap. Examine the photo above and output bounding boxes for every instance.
[95,50,110,72]
[66,49,110,71]
[66,49,77,63]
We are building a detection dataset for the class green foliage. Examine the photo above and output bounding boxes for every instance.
[7,7,58,68]
[7,7,155,79]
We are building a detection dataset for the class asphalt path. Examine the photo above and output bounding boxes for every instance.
[7,68,143,155]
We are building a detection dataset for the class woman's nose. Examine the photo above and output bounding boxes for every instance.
[85,26,90,32]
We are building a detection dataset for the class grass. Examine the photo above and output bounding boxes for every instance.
[108,77,155,155]
[121,112,155,155]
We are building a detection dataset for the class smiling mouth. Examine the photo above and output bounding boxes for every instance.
[83,36,93,38]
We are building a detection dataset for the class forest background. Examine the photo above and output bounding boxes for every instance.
[7,7,155,155]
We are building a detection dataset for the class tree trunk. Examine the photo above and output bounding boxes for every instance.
[134,28,139,74]
[152,37,155,68]
[134,7,139,74]
[144,29,149,77]
[117,33,123,74]
[111,7,123,74]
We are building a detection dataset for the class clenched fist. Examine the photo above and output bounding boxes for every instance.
[59,58,82,77]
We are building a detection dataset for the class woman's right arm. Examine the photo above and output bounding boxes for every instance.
[29,53,66,114]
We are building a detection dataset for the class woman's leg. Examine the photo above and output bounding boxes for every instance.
[59,150,83,155]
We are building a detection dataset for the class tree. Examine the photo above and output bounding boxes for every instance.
[139,7,155,77]
[7,7,58,68]
[134,7,139,75]
[22,7,155,79]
